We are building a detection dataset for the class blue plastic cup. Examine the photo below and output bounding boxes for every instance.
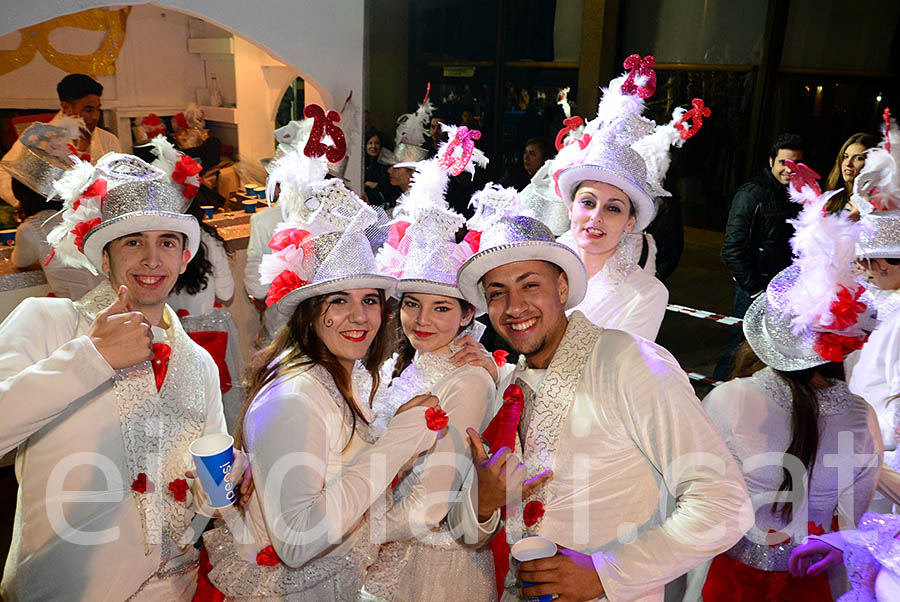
[251,185,266,198]
[201,205,214,220]
[244,184,255,195]
[0,229,15,246]
[189,433,236,508]
[511,536,558,602]
[242,200,257,214]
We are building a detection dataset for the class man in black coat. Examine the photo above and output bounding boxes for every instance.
[714,133,805,379]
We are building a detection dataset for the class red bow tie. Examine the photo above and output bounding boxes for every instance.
[151,343,171,391]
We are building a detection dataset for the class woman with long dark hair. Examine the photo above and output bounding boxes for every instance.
[362,154,498,601]
[699,265,880,600]
[201,162,441,600]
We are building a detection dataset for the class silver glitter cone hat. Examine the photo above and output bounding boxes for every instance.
[376,126,488,301]
[744,162,876,370]
[0,116,85,200]
[853,110,900,259]
[47,151,201,275]
[553,54,709,232]
[258,109,395,315]
[457,183,587,312]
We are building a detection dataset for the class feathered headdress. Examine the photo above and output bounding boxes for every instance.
[552,54,710,232]
[395,83,434,148]
[781,161,874,361]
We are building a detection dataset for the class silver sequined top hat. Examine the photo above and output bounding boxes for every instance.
[457,215,588,313]
[853,112,900,259]
[554,54,703,233]
[0,117,84,199]
[857,210,900,259]
[260,175,396,316]
[743,265,876,371]
[80,153,200,272]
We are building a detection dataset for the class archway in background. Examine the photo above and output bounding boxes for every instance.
[0,0,364,186]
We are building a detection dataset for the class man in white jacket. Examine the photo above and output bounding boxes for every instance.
[454,214,752,602]
[0,151,227,601]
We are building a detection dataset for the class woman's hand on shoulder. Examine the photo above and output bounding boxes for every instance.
[450,335,499,383]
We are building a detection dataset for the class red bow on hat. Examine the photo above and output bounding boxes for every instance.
[151,343,171,391]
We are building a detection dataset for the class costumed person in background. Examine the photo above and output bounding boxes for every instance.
[789,513,900,602]
[824,132,879,214]
[201,113,441,601]
[450,60,751,600]
[364,128,391,208]
[378,84,435,211]
[548,59,708,341]
[141,137,246,433]
[362,127,498,602]
[0,151,235,601]
[846,111,900,508]
[699,165,881,601]
[1,118,105,298]
[0,74,121,207]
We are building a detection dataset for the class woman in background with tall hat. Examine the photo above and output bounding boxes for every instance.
[362,127,497,602]
[699,168,881,601]
[546,63,706,341]
[201,116,441,601]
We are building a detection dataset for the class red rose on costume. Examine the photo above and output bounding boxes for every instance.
[256,545,282,567]
[425,407,449,431]
[463,230,481,253]
[492,349,509,367]
[71,218,101,253]
[174,113,189,130]
[266,270,308,306]
[813,332,866,362]
[807,521,825,536]
[168,478,189,502]
[523,500,544,527]
[131,473,154,494]
[268,228,311,252]
[828,286,866,331]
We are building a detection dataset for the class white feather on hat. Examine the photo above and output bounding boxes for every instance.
[394,84,434,148]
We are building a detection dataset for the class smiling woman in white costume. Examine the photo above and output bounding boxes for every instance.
[200,120,441,601]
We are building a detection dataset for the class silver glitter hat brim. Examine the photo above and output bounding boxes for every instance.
[396,279,465,300]
[456,241,587,313]
[556,163,656,232]
[0,145,67,199]
[856,211,900,259]
[81,212,201,272]
[741,278,827,372]
[275,274,398,316]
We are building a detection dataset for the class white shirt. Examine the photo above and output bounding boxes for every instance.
[704,369,879,543]
[205,364,437,600]
[168,230,234,316]
[849,288,900,462]
[560,233,669,341]
[11,209,105,299]
[0,288,225,602]
[243,203,282,300]
[461,317,751,602]
[0,113,121,206]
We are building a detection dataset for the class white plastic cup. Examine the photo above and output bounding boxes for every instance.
[189,433,236,508]
[511,536,558,602]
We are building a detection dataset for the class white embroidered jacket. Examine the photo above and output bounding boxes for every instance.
[0,283,226,602]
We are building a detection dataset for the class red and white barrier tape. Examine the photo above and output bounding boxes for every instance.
[686,372,724,387]
[667,304,742,326]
